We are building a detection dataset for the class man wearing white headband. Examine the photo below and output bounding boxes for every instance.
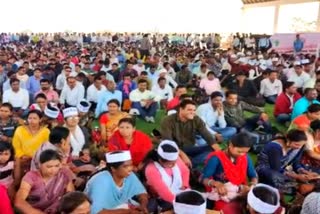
[144,140,190,212]
[247,184,280,214]
[85,151,149,214]
[173,190,206,214]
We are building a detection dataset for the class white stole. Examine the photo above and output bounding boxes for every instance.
[154,161,182,195]
[70,125,85,156]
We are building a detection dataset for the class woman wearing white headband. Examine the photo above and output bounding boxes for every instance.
[85,150,149,214]
[142,140,190,213]
[220,184,282,214]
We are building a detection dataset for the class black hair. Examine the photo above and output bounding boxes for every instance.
[251,186,278,207]
[175,191,205,206]
[138,78,148,85]
[307,104,320,113]
[311,119,320,132]
[140,71,148,76]
[287,129,307,142]
[58,191,91,214]
[27,109,43,119]
[157,77,166,83]
[179,99,196,109]
[118,117,135,127]
[163,62,170,67]
[210,91,223,99]
[207,71,215,76]
[304,87,316,96]
[49,127,70,145]
[40,78,50,84]
[107,99,120,107]
[39,149,62,164]
[176,85,187,90]
[225,90,238,98]
[0,102,13,112]
[229,132,253,148]
[9,78,20,85]
[35,93,47,101]
[0,142,14,163]
[94,75,102,81]
[316,79,320,84]
[179,94,192,101]
[284,81,295,90]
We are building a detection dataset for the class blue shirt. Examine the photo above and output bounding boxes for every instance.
[85,171,146,214]
[95,89,122,117]
[294,39,304,52]
[291,97,320,120]
[202,154,257,182]
[26,76,42,95]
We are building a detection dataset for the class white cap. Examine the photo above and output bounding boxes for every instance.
[77,99,91,113]
[157,140,179,161]
[105,151,131,163]
[63,107,78,118]
[44,104,60,119]
[294,61,302,66]
[301,59,310,65]
[174,190,206,214]
[247,184,280,214]
[159,69,167,74]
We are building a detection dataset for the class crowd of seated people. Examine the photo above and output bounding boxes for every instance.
[0,31,320,214]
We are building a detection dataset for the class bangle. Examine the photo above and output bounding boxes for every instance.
[207,179,213,187]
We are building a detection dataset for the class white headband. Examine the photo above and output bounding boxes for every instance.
[247,184,280,214]
[157,140,179,161]
[63,107,78,118]
[44,105,60,119]
[77,99,91,113]
[106,151,131,163]
[173,190,206,214]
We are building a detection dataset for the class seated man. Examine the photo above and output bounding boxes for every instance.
[167,85,187,111]
[161,100,220,168]
[2,78,29,117]
[273,81,301,123]
[223,90,272,145]
[199,71,222,96]
[85,151,148,213]
[291,88,320,120]
[129,79,159,123]
[196,91,236,141]
[227,71,265,107]
[259,70,282,104]
[151,77,173,109]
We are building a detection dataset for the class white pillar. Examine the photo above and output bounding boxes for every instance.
[317,1,320,31]
[273,4,280,33]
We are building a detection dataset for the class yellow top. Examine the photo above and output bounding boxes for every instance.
[12,126,50,158]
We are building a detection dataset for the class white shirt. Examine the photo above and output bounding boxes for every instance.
[260,78,283,97]
[287,70,310,88]
[129,89,160,102]
[3,88,29,109]
[151,84,173,100]
[59,83,85,106]
[55,72,77,90]
[86,84,107,103]
[133,64,145,76]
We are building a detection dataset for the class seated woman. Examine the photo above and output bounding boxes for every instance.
[100,99,130,143]
[221,183,282,214]
[0,184,14,214]
[288,104,320,130]
[12,110,50,183]
[199,71,222,96]
[85,151,149,214]
[108,118,152,171]
[227,71,265,107]
[58,191,91,214]
[63,107,90,158]
[0,142,15,199]
[143,140,190,213]
[256,129,317,195]
[202,133,257,211]
[117,73,137,111]
[15,149,74,214]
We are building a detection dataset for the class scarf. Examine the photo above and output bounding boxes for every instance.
[205,151,248,186]
[154,162,182,195]
[69,125,85,156]
[123,79,132,95]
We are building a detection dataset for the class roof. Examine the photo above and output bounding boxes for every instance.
[242,0,276,4]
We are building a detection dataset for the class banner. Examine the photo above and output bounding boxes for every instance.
[270,33,320,54]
